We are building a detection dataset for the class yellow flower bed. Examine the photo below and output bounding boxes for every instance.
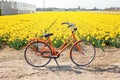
[0,11,120,49]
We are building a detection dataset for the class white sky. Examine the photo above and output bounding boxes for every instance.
[1,0,120,9]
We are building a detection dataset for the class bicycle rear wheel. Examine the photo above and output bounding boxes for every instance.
[70,40,95,66]
[24,41,52,67]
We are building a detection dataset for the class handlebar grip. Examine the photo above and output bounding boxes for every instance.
[68,24,73,27]
[61,22,66,25]
[74,28,77,31]
[61,22,69,25]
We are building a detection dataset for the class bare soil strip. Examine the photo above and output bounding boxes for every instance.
[0,46,120,80]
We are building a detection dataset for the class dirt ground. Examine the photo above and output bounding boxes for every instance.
[0,46,120,80]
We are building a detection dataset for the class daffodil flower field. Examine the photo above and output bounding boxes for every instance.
[0,11,120,49]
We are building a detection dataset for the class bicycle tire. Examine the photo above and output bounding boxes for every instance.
[70,40,96,66]
[24,41,52,67]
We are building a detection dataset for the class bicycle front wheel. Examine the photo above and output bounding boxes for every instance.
[70,40,96,66]
[24,41,52,67]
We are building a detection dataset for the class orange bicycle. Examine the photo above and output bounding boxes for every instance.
[24,22,96,67]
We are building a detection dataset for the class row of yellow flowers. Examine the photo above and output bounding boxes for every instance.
[0,11,120,49]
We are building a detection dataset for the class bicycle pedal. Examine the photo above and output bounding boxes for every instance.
[50,56,58,58]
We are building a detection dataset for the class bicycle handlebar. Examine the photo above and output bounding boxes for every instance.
[61,22,75,28]
[61,22,77,32]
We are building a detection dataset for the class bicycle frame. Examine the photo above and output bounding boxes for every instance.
[26,31,82,58]
[46,32,78,56]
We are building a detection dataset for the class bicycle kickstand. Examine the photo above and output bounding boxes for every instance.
[54,58,60,68]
